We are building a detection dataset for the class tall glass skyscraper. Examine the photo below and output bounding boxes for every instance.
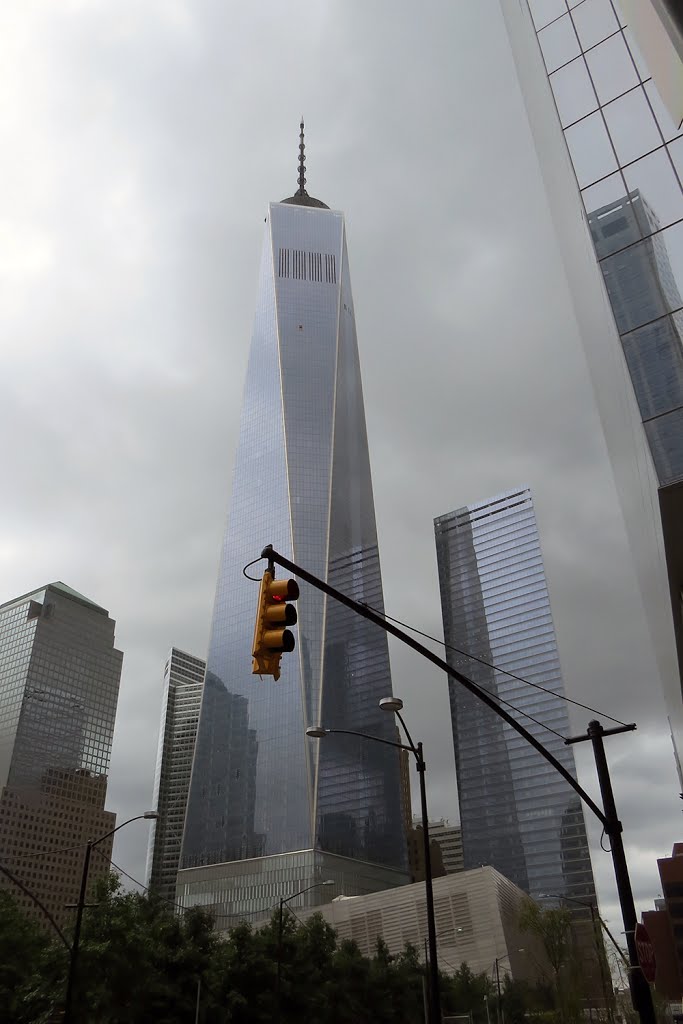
[434,488,596,906]
[500,0,683,768]
[147,648,205,905]
[178,128,408,921]
[0,582,122,929]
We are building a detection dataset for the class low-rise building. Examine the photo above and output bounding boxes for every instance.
[297,865,550,982]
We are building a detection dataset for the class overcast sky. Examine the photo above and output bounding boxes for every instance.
[1,0,681,934]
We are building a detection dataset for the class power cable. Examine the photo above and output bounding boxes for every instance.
[365,602,628,728]
[0,861,70,949]
[11,843,85,861]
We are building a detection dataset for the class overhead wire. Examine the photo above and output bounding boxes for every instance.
[363,601,628,728]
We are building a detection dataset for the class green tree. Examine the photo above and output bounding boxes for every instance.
[519,900,582,1024]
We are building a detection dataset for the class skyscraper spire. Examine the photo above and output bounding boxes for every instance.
[297,117,306,195]
[281,118,329,209]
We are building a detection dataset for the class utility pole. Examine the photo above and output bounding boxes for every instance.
[260,544,653,1024]
[566,720,656,1024]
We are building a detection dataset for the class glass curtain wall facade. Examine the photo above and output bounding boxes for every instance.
[178,181,408,922]
[434,488,596,907]
[0,583,122,928]
[146,648,205,905]
[510,0,683,762]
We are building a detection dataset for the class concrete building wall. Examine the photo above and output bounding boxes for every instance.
[297,866,550,983]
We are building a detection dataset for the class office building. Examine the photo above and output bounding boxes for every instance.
[178,125,408,921]
[298,866,551,982]
[146,648,205,905]
[500,0,683,763]
[643,842,683,997]
[407,823,446,884]
[422,818,464,875]
[0,583,122,928]
[434,488,597,909]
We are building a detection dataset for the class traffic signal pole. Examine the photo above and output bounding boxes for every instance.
[258,544,654,1024]
[566,721,656,1024]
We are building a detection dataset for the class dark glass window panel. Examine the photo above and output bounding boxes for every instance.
[645,406,683,485]
[623,147,682,237]
[600,222,683,332]
[622,313,683,420]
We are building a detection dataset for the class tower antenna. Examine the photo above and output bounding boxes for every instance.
[297,118,307,195]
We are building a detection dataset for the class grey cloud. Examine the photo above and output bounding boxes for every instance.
[2,0,680,920]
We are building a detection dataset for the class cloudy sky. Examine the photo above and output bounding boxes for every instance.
[2,0,681,933]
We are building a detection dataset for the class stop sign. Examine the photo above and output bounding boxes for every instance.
[635,922,657,984]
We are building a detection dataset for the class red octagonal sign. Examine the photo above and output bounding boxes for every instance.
[635,922,656,984]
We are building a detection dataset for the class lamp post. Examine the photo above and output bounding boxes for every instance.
[63,810,159,1024]
[306,696,441,1024]
[540,893,615,1022]
[492,950,523,1024]
[493,953,511,1024]
[276,879,334,1015]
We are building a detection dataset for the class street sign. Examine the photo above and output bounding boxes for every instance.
[635,922,657,984]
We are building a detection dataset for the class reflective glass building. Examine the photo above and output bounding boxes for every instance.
[500,0,683,768]
[146,648,205,905]
[434,488,596,905]
[178,137,409,921]
[0,582,122,928]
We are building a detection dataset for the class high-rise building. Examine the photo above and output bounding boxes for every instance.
[0,583,122,929]
[434,488,596,908]
[146,648,205,905]
[178,125,409,921]
[499,0,683,765]
[419,818,464,875]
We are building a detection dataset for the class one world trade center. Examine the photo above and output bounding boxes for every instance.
[178,125,409,920]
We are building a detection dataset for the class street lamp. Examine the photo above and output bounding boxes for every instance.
[276,879,334,1015]
[539,892,615,1022]
[493,951,523,1024]
[306,696,442,1024]
[63,810,159,1024]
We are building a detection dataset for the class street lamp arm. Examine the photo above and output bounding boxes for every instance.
[264,545,607,829]
[91,812,157,849]
[395,709,417,752]
[309,726,416,757]
[282,881,332,906]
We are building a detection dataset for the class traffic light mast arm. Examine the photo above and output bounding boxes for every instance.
[259,544,607,828]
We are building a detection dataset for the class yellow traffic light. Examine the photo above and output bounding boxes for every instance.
[252,570,300,681]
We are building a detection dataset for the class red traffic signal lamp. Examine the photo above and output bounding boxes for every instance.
[252,570,300,681]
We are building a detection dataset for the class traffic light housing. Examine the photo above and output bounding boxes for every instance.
[252,570,299,681]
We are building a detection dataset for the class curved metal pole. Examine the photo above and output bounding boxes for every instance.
[64,814,155,1024]
[263,544,607,829]
[0,861,70,949]
[311,727,441,1024]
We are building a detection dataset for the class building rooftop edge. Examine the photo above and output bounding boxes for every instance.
[0,581,109,617]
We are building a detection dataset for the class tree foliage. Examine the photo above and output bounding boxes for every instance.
[0,877,569,1023]
[519,899,582,1024]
